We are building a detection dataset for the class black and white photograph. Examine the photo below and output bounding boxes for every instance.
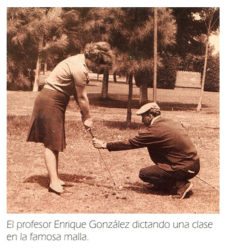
[6,6,220,214]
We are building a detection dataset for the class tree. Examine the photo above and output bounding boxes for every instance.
[172,8,206,57]
[126,73,133,127]
[59,7,176,121]
[79,8,176,123]
[61,8,91,55]
[32,8,68,91]
[204,53,219,92]
[110,8,176,104]
[101,69,109,98]
[113,52,135,126]
[81,8,122,99]
[196,8,219,111]
[172,7,219,98]
[7,8,68,91]
[153,8,158,102]
[7,8,40,90]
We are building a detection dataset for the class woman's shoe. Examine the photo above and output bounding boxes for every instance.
[59,179,74,187]
[48,186,73,196]
[59,180,66,186]
[48,184,64,195]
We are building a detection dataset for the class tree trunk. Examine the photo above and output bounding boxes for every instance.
[126,73,133,127]
[139,82,148,105]
[113,72,117,82]
[44,62,47,75]
[32,55,41,92]
[197,37,209,112]
[101,69,109,99]
[196,9,215,112]
[33,38,44,92]
[153,7,158,102]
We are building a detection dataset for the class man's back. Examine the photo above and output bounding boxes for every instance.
[140,118,199,170]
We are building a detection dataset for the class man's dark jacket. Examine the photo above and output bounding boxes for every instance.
[106,117,200,172]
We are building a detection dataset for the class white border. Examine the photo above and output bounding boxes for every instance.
[3,0,224,7]
[1,1,224,248]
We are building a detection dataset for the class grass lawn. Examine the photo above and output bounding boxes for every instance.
[7,81,219,213]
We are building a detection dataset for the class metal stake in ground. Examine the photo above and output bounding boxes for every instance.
[88,129,117,188]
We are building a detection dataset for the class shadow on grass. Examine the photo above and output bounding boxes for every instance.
[124,182,172,196]
[87,93,208,111]
[24,173,95,189]
[103,120,141,130]
[24,173,119,190]
[124,181,193,198]
[88,93,139,109]
[23,174,193,198]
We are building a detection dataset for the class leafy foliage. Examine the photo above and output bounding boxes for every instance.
[7,8,68,89]
[7,7,219,92]
[107,7,177,99]
[204,54,219,92]
[158,54,179,89]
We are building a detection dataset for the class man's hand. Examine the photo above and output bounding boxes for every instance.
[83,118,93,130]
[92,137,107,149]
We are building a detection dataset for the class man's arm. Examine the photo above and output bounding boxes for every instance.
[93,123,158,151]
[93,136,147,151]
[106,140,135,151]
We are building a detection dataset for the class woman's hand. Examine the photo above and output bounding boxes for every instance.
[83,118,93,130]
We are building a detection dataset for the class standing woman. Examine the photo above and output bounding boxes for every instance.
[27,42,114,195]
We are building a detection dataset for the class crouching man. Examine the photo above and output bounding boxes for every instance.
[93,102,200,199]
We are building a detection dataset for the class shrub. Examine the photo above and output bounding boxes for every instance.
[134,70,153,88]
[157,54,179,89]
[134,54,179,89]
[178,53,220,92]
[204,54,219,92]
[7,58,33,91]
[7,72,32,91]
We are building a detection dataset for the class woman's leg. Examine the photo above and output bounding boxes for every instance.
[56,153,66,186]
[44,147,63,192]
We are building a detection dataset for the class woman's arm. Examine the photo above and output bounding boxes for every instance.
[75,84,92,128]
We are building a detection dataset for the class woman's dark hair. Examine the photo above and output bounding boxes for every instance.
[84,42,113,67]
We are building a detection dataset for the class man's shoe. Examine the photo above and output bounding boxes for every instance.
[173,181,193,199]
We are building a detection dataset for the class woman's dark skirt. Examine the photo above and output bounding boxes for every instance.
[27,88,70,152]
